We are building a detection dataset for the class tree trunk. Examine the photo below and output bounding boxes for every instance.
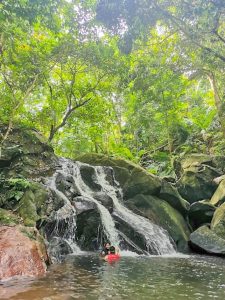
[207,72,225,138]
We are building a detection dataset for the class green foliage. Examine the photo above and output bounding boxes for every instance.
[0,0,224,168]
[0,208,20,225]
[0,177,31,207]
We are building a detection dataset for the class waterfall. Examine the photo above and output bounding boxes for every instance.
[95,166,175,255]
[55,158,175,255]
[60,159,120,247]
[45,172,81,260]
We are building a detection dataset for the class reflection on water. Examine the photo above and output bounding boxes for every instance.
[1,253,225,300]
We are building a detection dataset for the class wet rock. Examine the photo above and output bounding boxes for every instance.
[188,201,216,229]
[76,153,162,196]
[74,196,96,215]
[113,213,147,253]
[126,194,190,252]
[189,225,225,255]
[0,226,47,280]
[76,209,104,251]
[210,179,225,206]
[211,202,225,238]
[79,164,102,191]
[159,180,190,216]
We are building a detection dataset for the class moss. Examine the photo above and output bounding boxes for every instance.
[0,208,20,225]
[20,226,37,240]
[210,180,225,206]
[12,182,48,227]
[76,153,162,197]
[211,202,225,238]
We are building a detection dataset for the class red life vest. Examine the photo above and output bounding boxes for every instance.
[107,254,121,261]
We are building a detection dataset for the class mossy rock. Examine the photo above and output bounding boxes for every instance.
[76,153,161,197]
[188,200,216,229]
[210,180,225,206]
[176,154,221,203]
[159,180,190,216]
[189,225,225,255]
[0,126,57,180]
[0,208,21,225]
[180,154,213,170]
[16,183,48,227]
[177,168,219,203]
[211,202,225,238]
[126,194,191,252]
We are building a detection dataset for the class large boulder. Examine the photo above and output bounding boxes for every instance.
[0,225,47,280]
[176,154,220,203]
[126,194,191,252]
[210,179,225,206]
[0,127,57,179]
[76,153,161,198]
[189,225,225,255]
[211,202,225,238]
[188,200,216,229]
[159,180,190,216]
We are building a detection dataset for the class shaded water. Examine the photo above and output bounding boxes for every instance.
[1,254,225,299]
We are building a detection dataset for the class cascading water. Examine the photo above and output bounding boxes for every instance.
[95,166,175,255]
[44,172,81,261]
[53,158,176,255]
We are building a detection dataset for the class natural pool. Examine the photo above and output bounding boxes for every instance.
[1,253,225,300]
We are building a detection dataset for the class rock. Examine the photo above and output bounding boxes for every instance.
[123,167,161,199]
[176,154,220,203]
[189,225,225,255]
[113,214,147,254]
[0,226,47,280]
[16,183,48,227]
[210,179,225,206]
[159,180,190,216]
[76,153,162,198]
[126,194,191,252]
[211,202,225,238]
[0,127,57,179]
[213,174,225,185]
[188,200,216,229]
[0,208,21,226]
[73,196,96,215]
[76,209,104,250]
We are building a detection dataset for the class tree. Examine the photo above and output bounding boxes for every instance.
[96,0,225,137]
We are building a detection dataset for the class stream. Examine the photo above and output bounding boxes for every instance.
[1,253,225,300]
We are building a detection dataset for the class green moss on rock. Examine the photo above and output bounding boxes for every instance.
[211,202,225,238]
[188,200,216,229]
[159,180,190,216]
[0,208,21,225]
[16,183,48,227]
[210,180,225,206]
[76,153,162,197]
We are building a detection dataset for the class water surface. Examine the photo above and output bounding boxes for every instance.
[1,253,225,299]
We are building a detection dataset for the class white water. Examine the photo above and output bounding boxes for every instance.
[47,172,81,254]
[57,158,175,255]
[60,160,120,247]
[95,166,175,255]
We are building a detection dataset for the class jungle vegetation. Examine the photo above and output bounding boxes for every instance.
[0,0,225,175]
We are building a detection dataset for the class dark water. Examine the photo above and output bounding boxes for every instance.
[1,253,225,300]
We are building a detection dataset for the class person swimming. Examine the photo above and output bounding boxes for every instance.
[100,242,111,257]
[104,246,121,262]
